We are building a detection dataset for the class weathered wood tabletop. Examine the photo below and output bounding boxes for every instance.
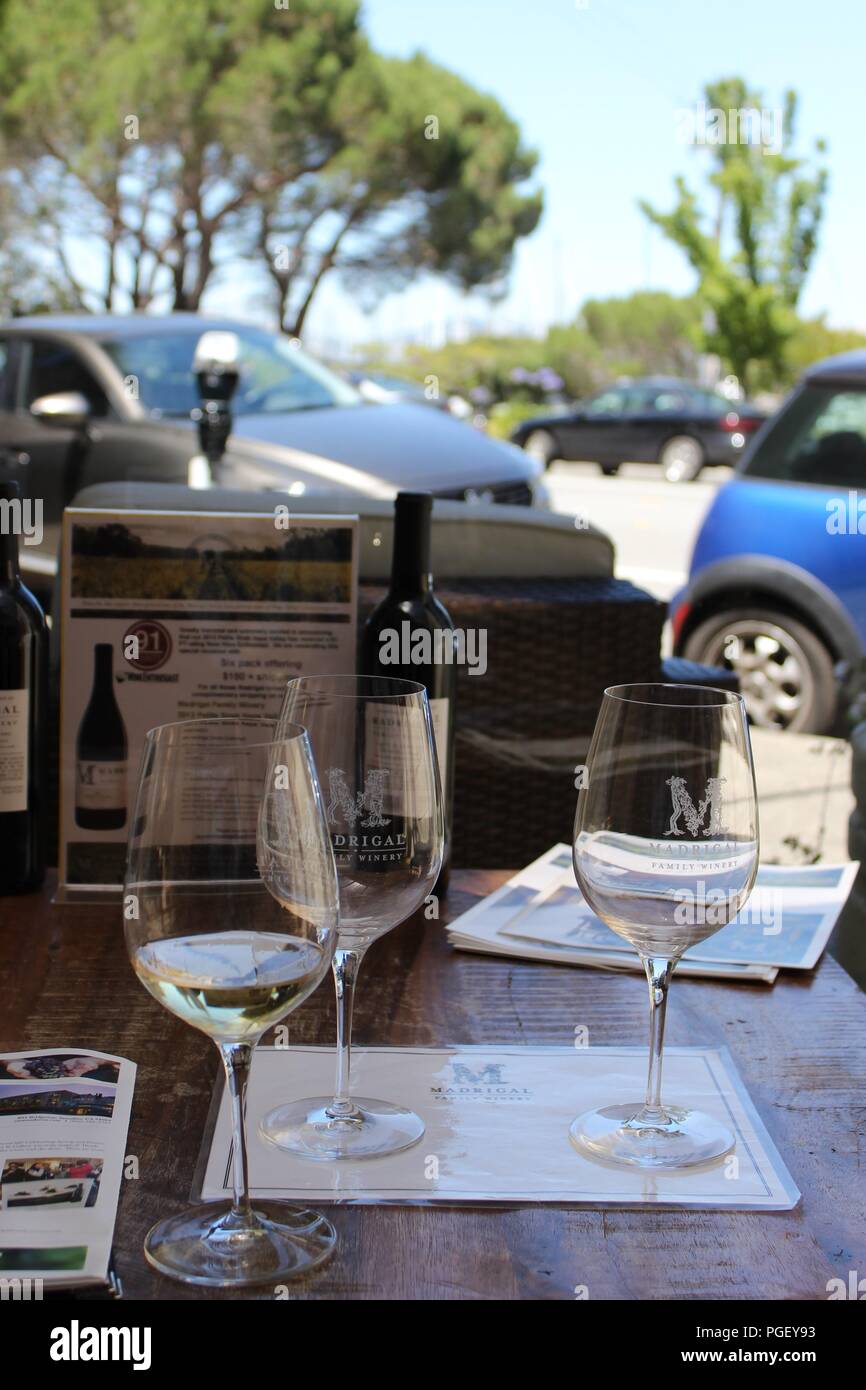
[1,871,864,1301]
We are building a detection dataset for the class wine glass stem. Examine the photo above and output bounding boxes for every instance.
[219,1041,255,1228]
[639,955,675,1122]
[327,948,362,1119]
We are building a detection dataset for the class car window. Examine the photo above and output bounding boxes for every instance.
[650,389,689,413]
[99,327,361,418]
[585,388,627,416]
[616,386,701,413]
[743,383,866,487]
[25,341,109,417]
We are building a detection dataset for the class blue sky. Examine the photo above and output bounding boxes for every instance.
[208,0,865,351]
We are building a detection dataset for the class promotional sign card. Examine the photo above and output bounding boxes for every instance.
[199,1045,799,1210]
[58,507,358,896]
[0,1049,135,1291]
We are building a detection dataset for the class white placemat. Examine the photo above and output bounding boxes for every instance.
[198,1045,799,1209]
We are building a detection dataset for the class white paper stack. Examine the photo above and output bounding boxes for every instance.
[446,845,858,984]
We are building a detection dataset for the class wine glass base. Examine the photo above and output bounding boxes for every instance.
[261,1095,425,1161]
[143,1200,336,1287]
[570,1104,735,1170]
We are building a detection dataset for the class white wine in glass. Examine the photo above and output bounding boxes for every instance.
[124,718,339,1287]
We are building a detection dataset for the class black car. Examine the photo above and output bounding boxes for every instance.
[512,377,767,481]
[0,314,547,586]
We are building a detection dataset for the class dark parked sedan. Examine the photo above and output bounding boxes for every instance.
[512,377,767,481]
[0,314,546,584]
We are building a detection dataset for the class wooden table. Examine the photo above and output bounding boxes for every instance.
[1,871,864,1301]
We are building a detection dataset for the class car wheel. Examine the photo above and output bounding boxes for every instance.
[850,723,866,808]
[849,807,866,862]
[599,462,621,477]
[682,608,838,733]
[523,430,557,468]
[659,435,704,482]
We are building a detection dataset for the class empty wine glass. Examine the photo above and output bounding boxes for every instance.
[124,717,339,1286]
[571,684,759,1169]
[261,675,444,1160]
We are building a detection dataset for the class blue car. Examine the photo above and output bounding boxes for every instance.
[671,351,866,733]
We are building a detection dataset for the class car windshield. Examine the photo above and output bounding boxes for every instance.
[100,326,361,417]
[742,381,866,487]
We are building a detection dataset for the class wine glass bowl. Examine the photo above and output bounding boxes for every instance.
[571,683,759,1169]
[261,675,444,1161]
[124,717,339,1286]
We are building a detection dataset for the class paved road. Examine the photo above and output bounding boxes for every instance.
[546,460,733,600]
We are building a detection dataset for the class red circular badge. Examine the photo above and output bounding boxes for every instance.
[122,619,172,672]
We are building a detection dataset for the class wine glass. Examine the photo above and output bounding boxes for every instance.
[571,683,759,1169]
[124,717,339,1286]
[261,675,444,1160]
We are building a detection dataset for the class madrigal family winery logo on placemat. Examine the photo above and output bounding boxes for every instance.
[665,775,728,837]
[325,767,407,863]
[430,1061,533,1104]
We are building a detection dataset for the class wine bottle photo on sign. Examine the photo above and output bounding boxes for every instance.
[75,642,128,831]
[0,481,47,894]
[361,492,456,892]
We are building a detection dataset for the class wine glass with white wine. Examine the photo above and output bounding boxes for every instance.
[124,717,339,1286]
[571,684,759,1169]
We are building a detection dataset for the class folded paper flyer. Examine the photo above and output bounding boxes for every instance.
[0,1048,135,1292]
[446,845,858,983]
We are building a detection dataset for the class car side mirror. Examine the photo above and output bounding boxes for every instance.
[30,391,91,430]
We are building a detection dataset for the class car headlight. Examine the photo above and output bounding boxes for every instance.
[531,474,553,509]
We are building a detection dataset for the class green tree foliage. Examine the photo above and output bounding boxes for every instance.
[784,316,866,382]
[577,291,702,380]
[368,292,702,407]
[641,79,828,390]
[0,0,540,330]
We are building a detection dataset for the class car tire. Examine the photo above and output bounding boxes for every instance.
[850,723,866,808]
[849,807,866,862]
[659,435,704,482]
[523,430,557,468]
[599,462,621,477]
[682,607,838,733]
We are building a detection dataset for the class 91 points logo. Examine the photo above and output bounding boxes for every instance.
[122,620,172,672]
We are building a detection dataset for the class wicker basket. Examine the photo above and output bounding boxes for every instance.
[360,577,665,868]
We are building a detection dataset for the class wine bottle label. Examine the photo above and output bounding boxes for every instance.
[76,761,127,811]
[363,699,448,819]
[428,697,450,791]
[0,688,29,814]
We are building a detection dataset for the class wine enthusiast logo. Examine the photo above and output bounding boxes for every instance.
[326,768,390,828]
[122,619,172,672]
[665,776,728,837]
